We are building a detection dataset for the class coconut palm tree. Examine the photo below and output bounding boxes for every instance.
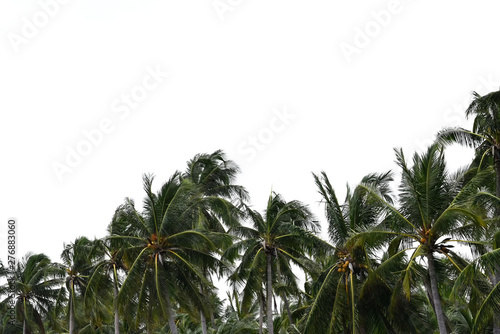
[84,237,128,334]
[183,150,248,333]
[183,149,248,213]
[438,89,500,198]
[303,171,405,333]
[224,192,323,334]
[354,144,492,334]
[110,173,225,334]
[0,253,63,334]
[59,237,100,334]
[437,89,500,333]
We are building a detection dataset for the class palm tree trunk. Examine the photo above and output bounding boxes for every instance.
[199,285,208,334]
[266,252,274,334]
[259,291,264,334]
[23,319,27,334]
[69,282,74,334]
[427,252,448,334]
[201,310,208,334]
[165,288,179,334]
[69,299,74,334]
[114,281,120,334]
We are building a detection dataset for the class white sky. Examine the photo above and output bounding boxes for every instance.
[1,0,498,267]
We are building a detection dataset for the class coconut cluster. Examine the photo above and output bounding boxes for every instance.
[337,252,366,274]
[337,252,353,273]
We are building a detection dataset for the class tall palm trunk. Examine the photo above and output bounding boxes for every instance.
[427,252,448,334]
[69,298,74,334]
[266,252,274,334]
[23,319,27,334]
[199,285,208,334]
[69,281,74,334]
[201,310,208,334]
[165,288,179,334]
[259,291,264,334]
[114,278,120,334]
[494,146,500,334]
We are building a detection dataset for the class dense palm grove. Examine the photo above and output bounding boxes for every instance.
[2,90,500,334]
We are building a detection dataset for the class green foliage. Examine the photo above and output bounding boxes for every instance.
[2,114,500,334]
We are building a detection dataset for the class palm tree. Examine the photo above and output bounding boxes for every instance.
[438,89,500,199]
[59,237,99,334]
[355,144,491,334]
[437,89,500,333]
[0,253,63,334]
[110,173,225,334]
[224,192,323,334]
[304,171,403,333]
[183,150,248,214]
[84,238,128,334]
[183,150,248,333]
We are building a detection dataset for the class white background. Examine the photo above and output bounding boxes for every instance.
[1,0,498,269]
